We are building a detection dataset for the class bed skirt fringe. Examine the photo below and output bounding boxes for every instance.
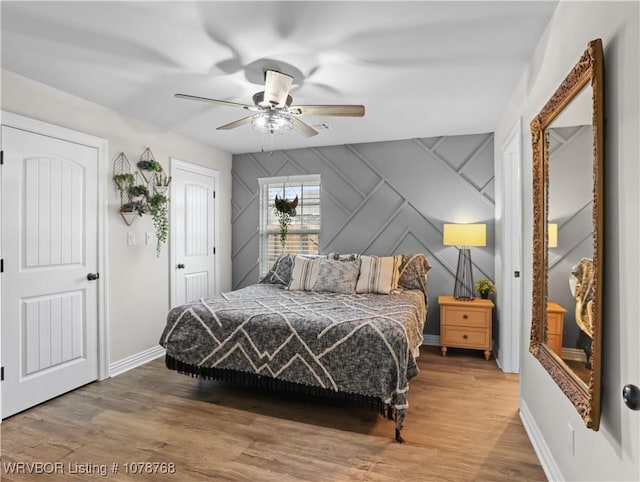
[165,354,405,442]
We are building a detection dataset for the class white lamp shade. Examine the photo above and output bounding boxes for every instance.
[443,224,486,247]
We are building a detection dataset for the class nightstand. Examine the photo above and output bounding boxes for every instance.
[546,302,566,357]
[438,295,494,360]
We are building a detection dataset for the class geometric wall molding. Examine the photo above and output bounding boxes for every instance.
[547,125,593,347]
[232,132,495,335]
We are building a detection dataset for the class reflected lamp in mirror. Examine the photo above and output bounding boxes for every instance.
[443,223,486,301]
[548,223,558,248]
[530,38,603,430]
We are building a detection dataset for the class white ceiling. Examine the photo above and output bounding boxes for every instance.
[1,1,557,154]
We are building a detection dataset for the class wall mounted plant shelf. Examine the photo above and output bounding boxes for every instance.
[112,148,172,256]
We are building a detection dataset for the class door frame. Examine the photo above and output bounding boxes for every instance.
[169,158,220,308]
[0,111,109,420]
[498,117,523,374]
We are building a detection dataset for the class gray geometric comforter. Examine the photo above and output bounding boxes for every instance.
[159,283,426,432]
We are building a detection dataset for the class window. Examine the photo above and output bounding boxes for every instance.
[258,175,321,277]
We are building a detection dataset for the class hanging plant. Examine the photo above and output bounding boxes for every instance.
[112,149,172,253]
[274,194,298,249]
[148,193,170,257]
[137,147,162,185]
[137,159,163,172]
[153,172,172,194]
[129,184,149,198]
[113,173,135,194]
[120,200,146,215]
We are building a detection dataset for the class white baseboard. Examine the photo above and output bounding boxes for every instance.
[561,347,587,363]
[495,348,504,370]
[422,334,440,346]
[108,345,166,378]
[520,399,563,481]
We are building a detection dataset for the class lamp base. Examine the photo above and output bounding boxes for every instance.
[453,247,475,301]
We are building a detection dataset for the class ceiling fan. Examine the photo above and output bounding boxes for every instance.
[175,70,365,138]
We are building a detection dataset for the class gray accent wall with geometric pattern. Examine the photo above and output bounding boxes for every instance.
[232,133,495,337]
[547,125,593,348]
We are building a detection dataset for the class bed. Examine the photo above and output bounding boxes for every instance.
[159,253,430,442]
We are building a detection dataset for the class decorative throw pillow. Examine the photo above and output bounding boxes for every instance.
[397,253,432,296]
[287,256,322,291]
[355,255,402,294]
[326,252,360,262]
[312,259,361,293]
[260,254,296,285]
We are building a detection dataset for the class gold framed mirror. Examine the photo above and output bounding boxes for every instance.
[529,39,603,430]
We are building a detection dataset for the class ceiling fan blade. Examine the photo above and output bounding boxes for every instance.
[216,116,253,130]
[262,70,293,107]
[291,116,319,137]
[175,93,254,110]
[289,105,365,117]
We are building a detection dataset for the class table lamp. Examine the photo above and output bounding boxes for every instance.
[548,223,558,248]
[443,223,486,300]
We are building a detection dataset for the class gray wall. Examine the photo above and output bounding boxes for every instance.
[232,133,495,336]
[493,2,639,479]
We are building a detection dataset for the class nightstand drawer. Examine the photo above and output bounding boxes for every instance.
[442,327,489,348]
[443,308,488,328]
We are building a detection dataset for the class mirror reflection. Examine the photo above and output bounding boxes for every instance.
[529,38,603,430]
[546,84,594,386]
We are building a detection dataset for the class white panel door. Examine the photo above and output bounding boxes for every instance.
[499,119,523,374]
[1,125,99,418]
[172,162,217,306]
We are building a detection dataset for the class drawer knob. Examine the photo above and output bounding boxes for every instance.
[462,314,468,319]
[463,334,469,339]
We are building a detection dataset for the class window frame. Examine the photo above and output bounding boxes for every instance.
[258,174,321,278]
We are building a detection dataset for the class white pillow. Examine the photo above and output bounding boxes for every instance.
[356,255,402,294]
[287,256,322,291]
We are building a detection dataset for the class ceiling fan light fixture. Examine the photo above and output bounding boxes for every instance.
[251,110,292,134]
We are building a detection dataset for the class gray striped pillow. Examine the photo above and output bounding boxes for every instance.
[355,255,402,294]
[287,256,322,291]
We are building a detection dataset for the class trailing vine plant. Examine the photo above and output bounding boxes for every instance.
[274,194,298,250]
[148,193,170,257]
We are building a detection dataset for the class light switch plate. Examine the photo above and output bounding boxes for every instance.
[127,231,135,246]
[567,423,575,455]
[145,232,152,245]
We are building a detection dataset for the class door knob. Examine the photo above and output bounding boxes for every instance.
[177,263,185,269]
[87,273,99,281]
[622,384,640,410]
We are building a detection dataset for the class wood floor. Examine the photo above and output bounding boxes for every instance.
[1,346,545,481]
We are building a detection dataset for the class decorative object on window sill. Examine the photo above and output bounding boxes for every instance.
[443,223,487,300]
[274,194,298,249]
[111,149,172,255]
[475,278,496,300]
